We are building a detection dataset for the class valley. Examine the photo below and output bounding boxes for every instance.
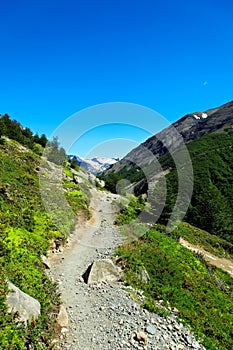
[1,100,233,350]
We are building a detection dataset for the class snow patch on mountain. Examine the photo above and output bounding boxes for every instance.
[68,155,119,174]
[193,112,208,120]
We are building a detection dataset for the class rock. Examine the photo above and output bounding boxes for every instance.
[82,259,122,284]
[61,327,69,333]
[6,282,41,324]
[135,331,148,344]
[41,255,51,269]
[136,268,150,283]
[146,325,156,335]
[57,305,69,328]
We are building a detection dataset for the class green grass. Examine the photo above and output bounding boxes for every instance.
[116,226,233,350]
[115,194,146,225]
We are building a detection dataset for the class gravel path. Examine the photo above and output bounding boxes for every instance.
[49,189,205,350]
[179,238,233,277]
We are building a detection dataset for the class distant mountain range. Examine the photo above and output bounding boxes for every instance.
[67,155,119,174]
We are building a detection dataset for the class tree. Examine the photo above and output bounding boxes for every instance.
[186,184,233,241]
[0,118,7,138]
[45,136,66,165]
[39,134,48,147]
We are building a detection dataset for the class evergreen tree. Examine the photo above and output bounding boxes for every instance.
[0,117,7,137]
[45,136,66,165]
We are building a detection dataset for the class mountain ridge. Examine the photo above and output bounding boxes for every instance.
[104,100,233,175]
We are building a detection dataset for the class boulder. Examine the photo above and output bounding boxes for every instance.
[6,282,41,324]
[82,259,121,284]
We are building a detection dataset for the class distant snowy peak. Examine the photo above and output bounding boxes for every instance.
[67,155,119,174]
[193,112,208,120]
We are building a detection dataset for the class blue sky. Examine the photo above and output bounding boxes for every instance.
[1,0,233,158]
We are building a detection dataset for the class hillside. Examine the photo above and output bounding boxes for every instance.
[115,223,233,350]
[156,131,233,242]
[0,137,92,348]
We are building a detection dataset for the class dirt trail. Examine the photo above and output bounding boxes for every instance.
[48,189,121,348]
[179,238,233,276]
[48,190,206,350]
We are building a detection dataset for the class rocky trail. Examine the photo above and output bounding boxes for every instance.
[48,189,205,350]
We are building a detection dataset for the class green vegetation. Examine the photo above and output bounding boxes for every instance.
[116,226,233,350]
[0,114,66,164]
[98,165,145,193]
[0,138,90,349]
[153,131,233,242]
[174,222,233,258]
[0,114,48,151]
[44,136,66,165]
[103,131,233,243]
[115,194,146,225]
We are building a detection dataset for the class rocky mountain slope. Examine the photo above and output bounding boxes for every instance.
[104,100,233,175]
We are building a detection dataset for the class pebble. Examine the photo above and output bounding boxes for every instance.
[146,325,156,335]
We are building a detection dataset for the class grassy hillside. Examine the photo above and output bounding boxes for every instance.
[116,225,233,350]
[110,130,233,243]
[156,131,233,242]
[0,138,90,349]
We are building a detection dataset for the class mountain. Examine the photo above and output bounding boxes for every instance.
[68,155,119,174]
[103,100,233,176]
[100,100,233,241]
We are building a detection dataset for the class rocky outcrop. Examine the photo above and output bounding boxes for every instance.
[6,282,41,324]
[82,258,122,284]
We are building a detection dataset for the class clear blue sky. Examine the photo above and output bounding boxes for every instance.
[1,0,233,158]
